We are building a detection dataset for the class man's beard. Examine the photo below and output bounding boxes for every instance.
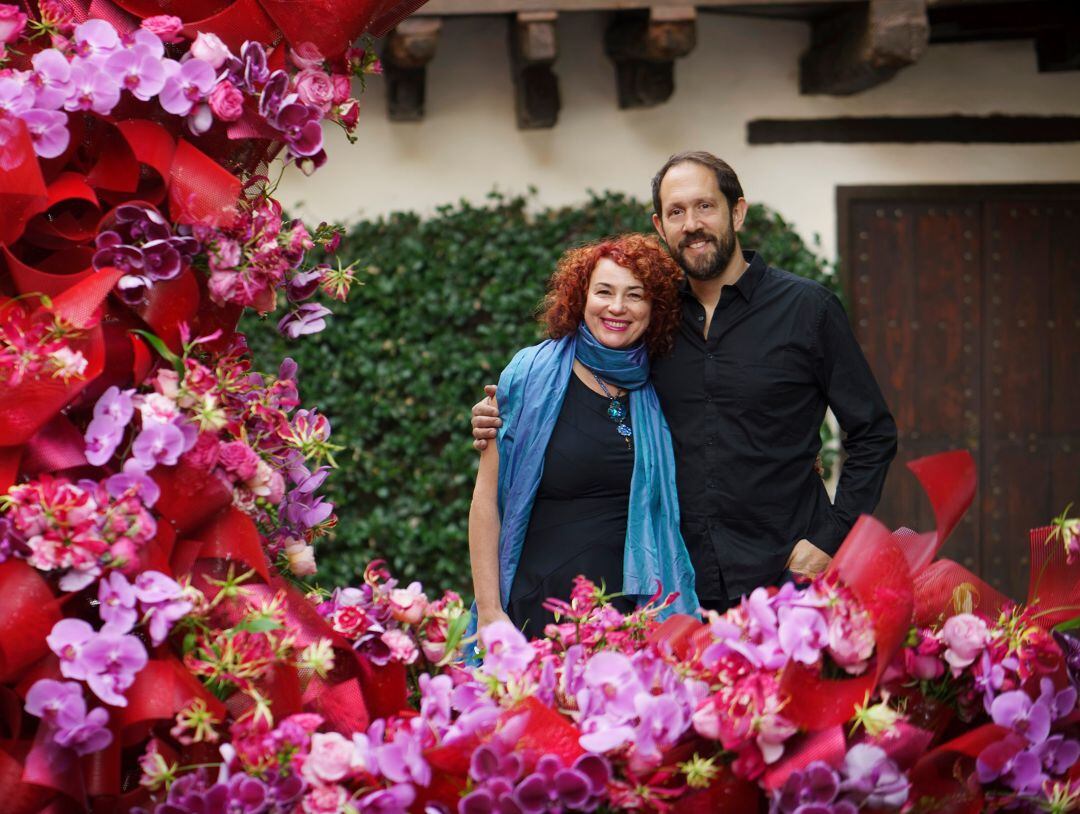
[672,224,736,281]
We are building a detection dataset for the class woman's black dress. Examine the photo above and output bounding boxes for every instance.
[507,373,637,639]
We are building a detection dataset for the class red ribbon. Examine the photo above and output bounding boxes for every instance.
[0,562,62,684]
[0,114,49,247]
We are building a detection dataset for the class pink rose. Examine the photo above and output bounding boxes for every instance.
[290,41,324,70]
[330,74,351,105]
[941,613,989,674]
[285,541,317,577]
[381,628,418,664]
[180,432,220,471]
[218,441,260,481]
[302,785,346,814]
[0,5,28,45]
[294,69,334,115]
[208,237,241,272]
[190,32,230,69]
[302,731,354,784]
[208,80,244,122]
[336,99,359,132]
[153,369,180,398]
[140,15,184,44]
[388,583,427,626]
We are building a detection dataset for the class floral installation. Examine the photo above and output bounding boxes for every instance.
[1,2,1078,813]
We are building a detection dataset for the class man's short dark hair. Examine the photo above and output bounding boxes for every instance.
[651,151,744,216]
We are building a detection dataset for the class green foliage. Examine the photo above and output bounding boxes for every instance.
[245,191,835,595]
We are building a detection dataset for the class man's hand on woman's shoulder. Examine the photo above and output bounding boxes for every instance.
[471,384,501,451]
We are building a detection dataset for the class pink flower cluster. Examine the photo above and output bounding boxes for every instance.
[0,15,375,162]
[685,577,876,778]
[316,560,469,667]
[0,473,157,590]
[0,298,88,386]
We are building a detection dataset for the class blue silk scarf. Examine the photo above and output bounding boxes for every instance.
[493,324,699,617]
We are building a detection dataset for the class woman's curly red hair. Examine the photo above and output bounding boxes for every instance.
[540,234,683,356]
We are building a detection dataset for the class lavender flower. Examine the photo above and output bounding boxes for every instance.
[134,570,192,646]
[72,19,121,59]
[277,303,331,338]
[84,414,123,466]
[29,48,72,109]
[839,744,909,809]
[80,628,149,707]
[64,59,120,115]
[18,109,70,159]
[990,689,1052,746]
[159,58,215,116]
[479,621,535,682]
[98,571,138,632]
[0,76,34,115]
[132,421,185,469]
[105,44,166,102]
[47,618,96,681]
[25,678,113,755]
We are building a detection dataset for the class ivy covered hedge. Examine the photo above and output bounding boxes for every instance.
[245,192,835,593]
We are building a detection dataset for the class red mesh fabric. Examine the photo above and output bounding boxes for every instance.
[762,726,846,791]
[0,562,63,682]
[0,115,49,247]
[899,451,977,574]
[913,558,1012,626]
[21,416,89,475]
[1028,525,1080,627]
[369,0,431,36]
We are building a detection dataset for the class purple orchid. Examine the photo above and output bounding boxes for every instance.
[47,618,96,681]
[64,59,121,115]
[358,784,415,814]
[839,744,910,809]
[80,628,148,707]
[375,720,432,787]
[277,302,331,338]
[991,689,1052,745]
[98,571,138,632]
[132,421,186,469]
[777,604,829,665]
[514,754,598,814]
[73,19,121,59]
[159,58,215,116]
[84,414,123,466]
[105,44,166,102]
[104,460,161,507]
[479,621,535,682]
[25,678,113,756]
[134,570,192,645]
[29,48,72,109]
[0,76,35,116]
[272,100,324,157]
[18,109,70,159]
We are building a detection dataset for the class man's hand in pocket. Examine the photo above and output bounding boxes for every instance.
[786,538,831,577]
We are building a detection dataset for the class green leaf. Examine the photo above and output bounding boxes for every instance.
[130,328,183,372]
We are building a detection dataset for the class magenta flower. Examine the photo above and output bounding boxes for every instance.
[777,605,829,665]
[991,690,1052,745]
[134,570,192,645]
[25,678,113,756]
[19,108,69,159]
[273,101,324,157]
[839,744,910,809]
[64,59,121,115]
[0,77,34,116]
[105,45,165,101]
[104,460,161,507]
[83,414,123,466]
[47,618,96,681]
[24,678,84,727]
[375,722,431,786]
[479,620,535,682]
[80,628,148,707]
[132,421,185,469]
[29,49,72,109]
[277,302,331,338]
[98,571,137,632]
[72,19,120,59]
[139,14,183,44]
[159,58,215,116]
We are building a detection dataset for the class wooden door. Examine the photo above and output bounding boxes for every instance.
[840,186,1080,600]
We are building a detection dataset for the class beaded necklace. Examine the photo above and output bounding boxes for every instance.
[588,368,632,450]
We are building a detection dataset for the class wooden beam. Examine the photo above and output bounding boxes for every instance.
[1036,24,1080,72]
[421,0,1036,14]
[800,0,929,95]
[748,114,1080,143]
[605,7,696,109]
[382,18,443,122]
[509,12,561,129]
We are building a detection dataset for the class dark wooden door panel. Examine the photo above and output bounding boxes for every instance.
[843,187,1080,601]
[850,201,981,572]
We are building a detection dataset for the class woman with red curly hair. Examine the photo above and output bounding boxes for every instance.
[468,234,699,638]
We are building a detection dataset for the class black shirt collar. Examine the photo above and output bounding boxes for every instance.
[679,250,765,302]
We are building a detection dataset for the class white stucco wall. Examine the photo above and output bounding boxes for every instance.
[276,11,1080,261]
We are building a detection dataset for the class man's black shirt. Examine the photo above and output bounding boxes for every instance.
[650,251,897,605]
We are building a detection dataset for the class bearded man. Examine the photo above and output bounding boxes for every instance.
[475,151,897,611]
